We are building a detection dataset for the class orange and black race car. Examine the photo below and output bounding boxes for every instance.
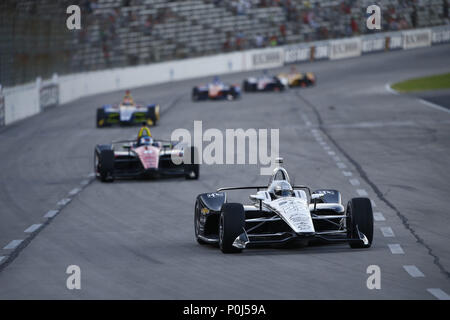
[278,67,316,88]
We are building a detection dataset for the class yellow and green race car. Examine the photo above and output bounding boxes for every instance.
[96,92,160,128]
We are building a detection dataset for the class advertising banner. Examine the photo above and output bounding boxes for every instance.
[329,38,362,60]
[284,45,311,64]
[246,48,284,70]
[362,35,386,53]
[40,83,59,110]
[432,26,450,44]
[403,29,432,49]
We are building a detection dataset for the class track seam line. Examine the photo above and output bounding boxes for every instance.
[295,91,450,279]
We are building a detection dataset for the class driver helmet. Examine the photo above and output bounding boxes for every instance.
[273,181,294,198]
[140,136,153,145]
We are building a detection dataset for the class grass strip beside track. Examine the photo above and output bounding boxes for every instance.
[391,73,450,92]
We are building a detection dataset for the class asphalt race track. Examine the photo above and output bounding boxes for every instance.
[0,44,449,299]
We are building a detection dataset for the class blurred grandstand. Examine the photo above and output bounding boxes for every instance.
[0,0,448,87]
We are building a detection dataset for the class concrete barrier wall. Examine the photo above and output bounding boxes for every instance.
[1,25,449,127]
[3,82,40,125]
[58,51,244,105]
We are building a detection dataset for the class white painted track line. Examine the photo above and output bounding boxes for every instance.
[380,227,395,237]
[44,210,59,218]
[388,244,404,254]
[57,198,71,206]
[385,83,400,95]
[342,171,352,177]
[385,82,450,114]
[427,288,450,300]
[356,189,368,196]
[420,98,450,114]
[337,162,346,169]
[68,188,81,196]
[403,265,425,278]
[373,212,386,221]
[349,178,360,186]
[3,240,23,250]
[24,224,42,233]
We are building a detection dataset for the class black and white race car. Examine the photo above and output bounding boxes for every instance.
[242,72,287,92]
[194,158,373,253]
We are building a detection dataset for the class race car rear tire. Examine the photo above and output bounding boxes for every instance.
[96,108,106,128]
[184,146,200,180]
[146,106,158,126]
[95,149,115,182]
[243,80,255,92]
[230,87,240,100]
[347,198,373,248]
[192,88,200,101]
[219,203,245,253]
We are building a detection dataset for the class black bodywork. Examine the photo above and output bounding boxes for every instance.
[194,186,372,252]
[94,141,199,182]
[242,77,285,92]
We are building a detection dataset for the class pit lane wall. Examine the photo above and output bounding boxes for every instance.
[1,26,449,127]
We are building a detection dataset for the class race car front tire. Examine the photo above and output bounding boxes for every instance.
[146,106,158,126]
[194,200,207,245]
[96,108,107,128]
[95,149,115,182]
[346,198,373,248]
[192,88,200,101]
[219,203,245,253]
